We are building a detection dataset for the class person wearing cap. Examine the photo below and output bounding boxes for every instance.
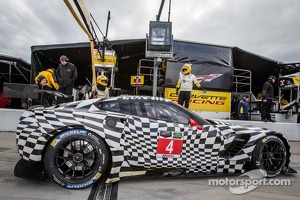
[34,68,59,90]
[176,63,205,109]
[21,75,55,109]
[260,75,276,122]
[56,55,77,103]
[237,94,250,120]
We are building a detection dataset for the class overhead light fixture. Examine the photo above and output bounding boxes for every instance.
[146,21,173,58]
[149,21,172,50]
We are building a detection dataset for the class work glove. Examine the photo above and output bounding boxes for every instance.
[176,88,179,95]
[91,90,98,99]
[199,87,207,94]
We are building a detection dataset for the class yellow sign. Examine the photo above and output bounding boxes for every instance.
[164,88,231,112]
[131,76,144,86]
[292,75,300,86]
[94,49,117,68]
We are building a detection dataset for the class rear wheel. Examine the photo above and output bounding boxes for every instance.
[251,135,287,177]
[44,129,109,189]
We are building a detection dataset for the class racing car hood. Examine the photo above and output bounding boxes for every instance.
[208,119,277,136]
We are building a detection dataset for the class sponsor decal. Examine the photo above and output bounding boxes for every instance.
[162,154,175,158]
[173,133,183,139]
[51,129,88,147]
[53,175,65,187]
[50,139,57,147]
[88,132,100,142]
[56,129,87,140]
[195,74,222,82]
[165,88,231,112]
[65,172,101,189]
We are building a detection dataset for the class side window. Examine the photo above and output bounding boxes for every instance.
[144,102,156,118]
[154,104,173,121]
[100,101,120,112]
[167,105,189,124]
[130,101,191,124]
[119,101,131,114]
[132,102,143,117]
[144,102,174,122]
[100,100,132,114]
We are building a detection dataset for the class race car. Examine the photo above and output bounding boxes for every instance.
[15,95,295,189]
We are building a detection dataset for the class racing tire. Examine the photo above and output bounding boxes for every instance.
[251,135,287,177]
[44,129,109,189]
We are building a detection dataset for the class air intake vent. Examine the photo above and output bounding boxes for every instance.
[221,135,250,158]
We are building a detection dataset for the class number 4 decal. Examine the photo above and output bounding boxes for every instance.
[166,140,174,153]
[156,138,183,155]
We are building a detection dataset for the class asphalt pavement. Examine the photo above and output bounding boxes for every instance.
[0,131,299,200]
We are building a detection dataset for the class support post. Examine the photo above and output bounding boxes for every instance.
[152,57,162,97]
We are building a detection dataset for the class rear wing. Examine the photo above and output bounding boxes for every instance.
[3,82,70,99]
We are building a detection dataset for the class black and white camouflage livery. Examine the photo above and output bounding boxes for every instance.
[16,96,292,189]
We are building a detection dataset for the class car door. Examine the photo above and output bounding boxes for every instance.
[122,100,189,168]
[165,104,223,173]
[123,99,222,174]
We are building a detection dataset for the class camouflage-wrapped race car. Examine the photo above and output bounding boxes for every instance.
[15,96,295,189]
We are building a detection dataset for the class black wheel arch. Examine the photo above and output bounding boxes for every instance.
[245,132,291,175]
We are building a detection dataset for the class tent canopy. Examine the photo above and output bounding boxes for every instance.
[0,53,31,108]
[0,53,31,86]
[30,39,279,95]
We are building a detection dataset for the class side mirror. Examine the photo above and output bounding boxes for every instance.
[189,118,203,131]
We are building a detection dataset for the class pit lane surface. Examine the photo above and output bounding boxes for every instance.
[1,132,299,200]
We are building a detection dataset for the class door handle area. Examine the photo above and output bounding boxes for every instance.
[120,118,126,124]
[160,131,172,137]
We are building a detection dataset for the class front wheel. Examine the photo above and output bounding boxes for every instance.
[44,129,109,189]
[251,135,287,177]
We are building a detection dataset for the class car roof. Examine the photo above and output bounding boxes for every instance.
[102,95,172,103]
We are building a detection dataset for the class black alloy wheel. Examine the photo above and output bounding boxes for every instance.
[251,135,287,177]
[44,129,109,189]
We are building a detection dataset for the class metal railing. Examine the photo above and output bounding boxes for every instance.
[136,59,165,96]
[233,68,252,93]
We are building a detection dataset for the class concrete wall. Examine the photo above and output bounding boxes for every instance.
[1,109,299,141]
[224,120,300,141]
[0,109,24,132]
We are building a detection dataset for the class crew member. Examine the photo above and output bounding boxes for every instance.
[21,75,55,109]
[261,75,276,122]
[56,55,77,103]
[176,63,205,109]
[237,94,250,120]
[93,74,109,99]
[34,68,59,90]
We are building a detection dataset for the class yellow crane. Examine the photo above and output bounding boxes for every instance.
[63,0,117,93]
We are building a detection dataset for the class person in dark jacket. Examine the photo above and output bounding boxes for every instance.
[56,55,77,103]
[260,75,276,122]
